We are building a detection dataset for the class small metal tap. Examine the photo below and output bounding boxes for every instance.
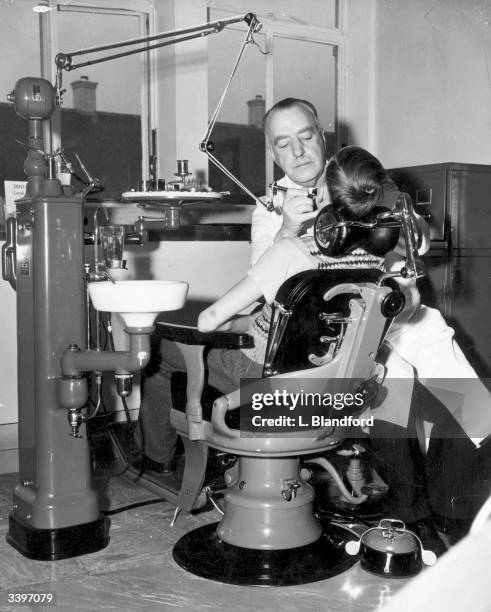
[68,408,84,438]
[281,480,300,502]
[98,269,117,284]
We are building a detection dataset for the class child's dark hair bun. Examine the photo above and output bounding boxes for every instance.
[326,145,388,217]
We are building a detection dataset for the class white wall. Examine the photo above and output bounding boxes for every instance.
[343,0,376,149]
[347,0,491,167]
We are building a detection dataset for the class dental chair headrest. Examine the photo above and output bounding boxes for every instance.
[314,205,401,257]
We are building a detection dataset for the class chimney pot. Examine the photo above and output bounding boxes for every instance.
[71,77,97,113]
[247,94,265,129]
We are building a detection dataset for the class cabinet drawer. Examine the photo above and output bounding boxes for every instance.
[389,167,447,245]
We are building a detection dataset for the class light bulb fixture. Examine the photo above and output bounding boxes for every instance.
[33,1,52,13]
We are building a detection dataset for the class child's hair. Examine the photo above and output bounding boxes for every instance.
[326,145,389,217]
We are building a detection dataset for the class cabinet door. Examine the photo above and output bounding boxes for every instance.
[390,167,448,245]
[421,256,491,380]
[451,168,491,250]
[418,256,450,315]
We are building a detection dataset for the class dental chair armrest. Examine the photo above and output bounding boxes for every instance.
[212,395,241,439]
[155,322,254,349]
[211,382,258,439]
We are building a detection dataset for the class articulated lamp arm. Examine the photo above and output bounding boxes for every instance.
[54,13,261,101]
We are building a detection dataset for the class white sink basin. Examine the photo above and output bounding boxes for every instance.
[88,280,189,327]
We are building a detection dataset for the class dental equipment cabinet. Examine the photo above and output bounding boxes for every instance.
[0,77,174,560]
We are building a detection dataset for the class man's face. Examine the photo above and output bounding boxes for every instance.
[266,105,326,188]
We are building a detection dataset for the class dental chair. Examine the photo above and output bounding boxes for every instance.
[152,198,420,586]
[155,265,405,586]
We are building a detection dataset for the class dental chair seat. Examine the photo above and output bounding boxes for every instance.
[155,269,403,586]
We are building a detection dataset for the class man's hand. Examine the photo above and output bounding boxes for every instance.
[275,188,318,240]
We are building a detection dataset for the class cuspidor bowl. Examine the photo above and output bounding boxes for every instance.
[88,280,188,327]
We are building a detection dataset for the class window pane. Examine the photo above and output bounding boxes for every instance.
[55,9,144,200]
[56,11,142,115]
[273,36,337,179]
[207,26,267,202]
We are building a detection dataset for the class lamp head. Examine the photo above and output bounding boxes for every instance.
[7,77,57,121]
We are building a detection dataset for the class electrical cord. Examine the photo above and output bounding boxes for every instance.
[102,497,169,516]
[316,506,373,528]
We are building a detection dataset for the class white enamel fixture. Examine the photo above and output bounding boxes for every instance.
[88,280,189,327]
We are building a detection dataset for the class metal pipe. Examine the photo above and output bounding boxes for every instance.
[61,326,154,377]
[304,457,368,505]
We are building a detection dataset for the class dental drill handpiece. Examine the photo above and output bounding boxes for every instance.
[269,182,318,212]
[74,152,102,199]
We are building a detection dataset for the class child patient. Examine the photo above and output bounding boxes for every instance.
[198,146,491,547]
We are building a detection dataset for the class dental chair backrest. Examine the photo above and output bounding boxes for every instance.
[259,191,422,388]
[263,268,404,384]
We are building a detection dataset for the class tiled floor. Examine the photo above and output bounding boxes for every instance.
[0,464,417,612]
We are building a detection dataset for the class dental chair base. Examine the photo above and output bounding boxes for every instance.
[217,456,321,549]
[173,519,357,587]
[173,453,358,586]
